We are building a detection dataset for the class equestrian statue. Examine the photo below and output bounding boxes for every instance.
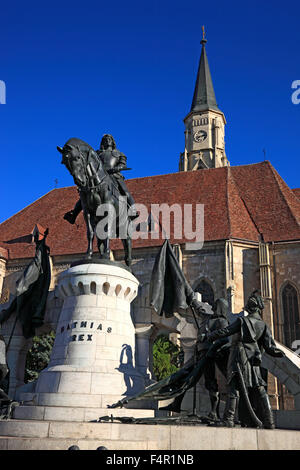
[57,134,136,266]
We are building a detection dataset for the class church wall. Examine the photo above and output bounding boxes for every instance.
[271,241,300,346]
[270,241,300,410]
[231,242,260,315]
[0,259,32,306]
[263,241,300,411]
[182,241,226,301]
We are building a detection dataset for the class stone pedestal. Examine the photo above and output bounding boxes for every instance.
[0,311,33,398]
[16,261,153,421]
[135,323,154,387]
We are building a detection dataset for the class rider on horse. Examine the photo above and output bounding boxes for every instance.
[64,134,136,225]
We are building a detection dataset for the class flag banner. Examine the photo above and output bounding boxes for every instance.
[150,240,194,318]
[0,230,51,339]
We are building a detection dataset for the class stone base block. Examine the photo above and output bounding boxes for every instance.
[19,391,140,409]
[13,405,154,422]
[0,420,300,450]
[0,437,150,451]
[19,391,159,414]
[35,368,141,397]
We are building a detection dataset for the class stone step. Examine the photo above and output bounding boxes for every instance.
[0,419,300,450]
[13,405,155,422]
[0,436,150,451]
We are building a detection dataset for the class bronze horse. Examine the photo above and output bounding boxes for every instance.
[57,138,132,266]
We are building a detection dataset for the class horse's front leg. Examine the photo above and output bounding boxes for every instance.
[97,234,110,259]
[103,237,110,259]
[122,236,132,267]
[84,212,94,259]
[96,184,114,260]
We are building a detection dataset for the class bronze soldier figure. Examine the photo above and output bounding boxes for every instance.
[161,296,230,420]
[207,290,285,428]
[195,297,230,420]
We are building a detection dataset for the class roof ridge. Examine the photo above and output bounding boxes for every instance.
[127,161,272,182]
[230,160,270,169]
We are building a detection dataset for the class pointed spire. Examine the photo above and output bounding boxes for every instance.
[190,29,220,113]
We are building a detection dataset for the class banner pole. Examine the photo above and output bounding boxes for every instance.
[189,304,200,416]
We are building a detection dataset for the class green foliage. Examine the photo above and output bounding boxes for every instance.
[152,335,181,381]
[24,331,55,383]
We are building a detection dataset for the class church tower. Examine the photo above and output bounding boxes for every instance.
[179,31,229,171]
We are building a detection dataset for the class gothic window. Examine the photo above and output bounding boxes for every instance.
[282,283,300,349]
[195,279,215,306]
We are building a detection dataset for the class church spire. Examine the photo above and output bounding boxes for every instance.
[190,29,220,113]
[179,29,229,172]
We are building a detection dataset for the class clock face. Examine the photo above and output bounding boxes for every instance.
[193,129,207,143]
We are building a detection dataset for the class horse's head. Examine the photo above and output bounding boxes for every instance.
[57,138,90,188]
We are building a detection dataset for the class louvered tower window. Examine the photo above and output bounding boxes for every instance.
[282,284,300,349]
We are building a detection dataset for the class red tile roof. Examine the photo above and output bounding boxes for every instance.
[230,162,300,242]
[0,161,299,260]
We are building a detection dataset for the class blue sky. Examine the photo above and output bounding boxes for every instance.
[0,0,299,223]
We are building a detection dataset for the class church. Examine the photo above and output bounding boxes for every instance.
[0,35,299,413]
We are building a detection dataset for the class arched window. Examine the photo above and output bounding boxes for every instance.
[282,283,300,348]
[195,279,215,306]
